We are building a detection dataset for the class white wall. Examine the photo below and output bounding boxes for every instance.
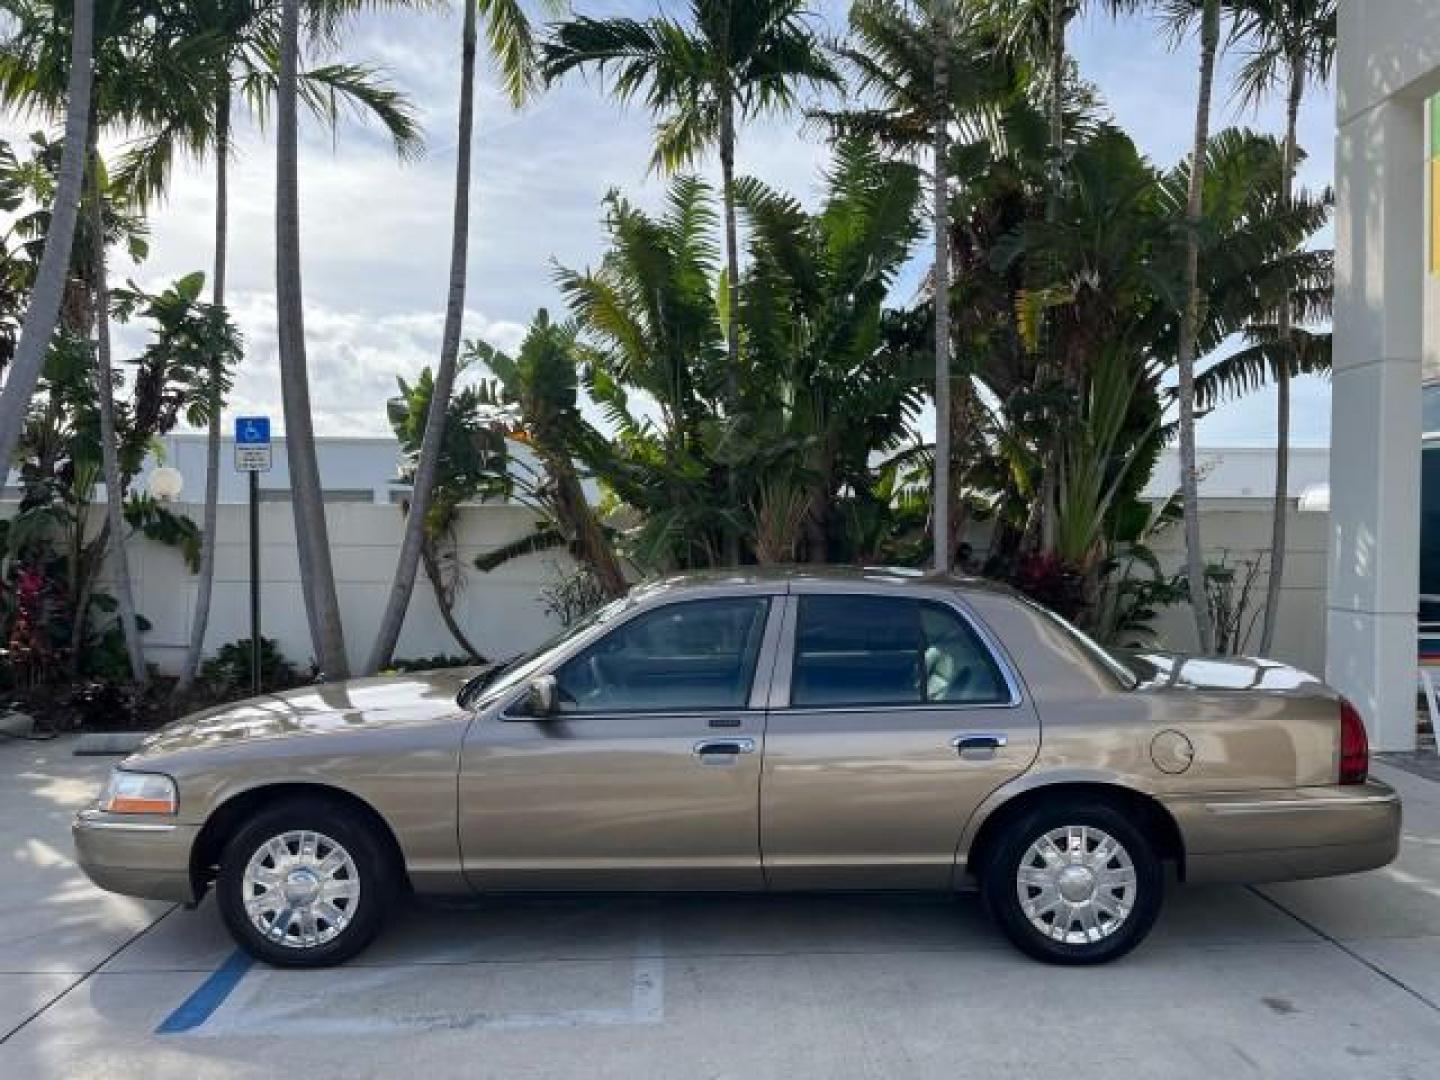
[104,498,1325,678]
[1142,447,1328,502]
[1146,503,1330,677]
[125,502,574,673]
[4,488,1329,678]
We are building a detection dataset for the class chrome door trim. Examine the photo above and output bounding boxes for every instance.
[1203,795,1398,815]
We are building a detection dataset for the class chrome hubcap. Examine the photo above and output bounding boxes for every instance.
[242,830,359,949]
[1016,825,1136,945]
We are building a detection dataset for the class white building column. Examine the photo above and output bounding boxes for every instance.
[1328,96,1427,751]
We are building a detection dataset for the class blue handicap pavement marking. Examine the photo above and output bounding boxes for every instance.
[155,948,255,1034]
[234,416,271,446]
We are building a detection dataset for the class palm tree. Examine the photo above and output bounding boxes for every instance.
[1169,0,1225,653]
[931,0,953,572]
[365,0,545,674]
[275,0,346,678]
[468,312,630,598]
[3,2,414,684]
[2,0,230,682]
[385,358,513,661]
[85,146,144,680]
[814,0,1014,572]
[1230,0,1335,653]
[0,0,92,531]
[735,139,928,562]
[124,0,422,692]
[556,179,733,567]
[980,1,1146,219]
[976,0,1147,556]
[541,0,840,424]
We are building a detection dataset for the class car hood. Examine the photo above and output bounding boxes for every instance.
[134,668,481,757]
[1125,652,1337,697]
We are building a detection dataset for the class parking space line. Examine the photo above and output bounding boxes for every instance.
[154,948,255,1034]
[0,905,178,1046]
[170,925,667,1037]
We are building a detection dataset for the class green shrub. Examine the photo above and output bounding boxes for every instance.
[199,637,306,701]
[387,654,474,673]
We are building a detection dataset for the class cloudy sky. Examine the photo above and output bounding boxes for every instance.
[51,1,1338,445]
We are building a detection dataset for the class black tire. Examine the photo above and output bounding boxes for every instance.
[981,799,1163,965]
[215,797,398,968]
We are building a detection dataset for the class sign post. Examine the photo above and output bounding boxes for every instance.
[234,417,272,695]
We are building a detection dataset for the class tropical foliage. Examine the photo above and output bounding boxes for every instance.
[0,0,1339,726]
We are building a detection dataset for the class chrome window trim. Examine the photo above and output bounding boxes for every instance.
[501,709,765,723]
[774,589,1024,712]
[779,700,1021,716]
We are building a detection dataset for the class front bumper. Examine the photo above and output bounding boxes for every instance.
[72,810,202,904]
[1163,779,1402,884]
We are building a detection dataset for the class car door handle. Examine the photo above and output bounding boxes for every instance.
[693,738,756,756]
[950,733,1007,756]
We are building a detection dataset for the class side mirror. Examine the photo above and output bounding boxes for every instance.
[522,674,558,718]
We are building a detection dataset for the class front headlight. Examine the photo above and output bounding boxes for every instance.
[99,770,178,815]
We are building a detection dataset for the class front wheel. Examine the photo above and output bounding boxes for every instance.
[981,801,1162,965]
[215,798,397,967]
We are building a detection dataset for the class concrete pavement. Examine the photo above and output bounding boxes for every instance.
[3,734,1439,1079]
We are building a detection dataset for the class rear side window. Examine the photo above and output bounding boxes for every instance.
[790,595,1010,708]
[554,597,770,713]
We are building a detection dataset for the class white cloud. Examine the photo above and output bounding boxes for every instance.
[205,290,527,437]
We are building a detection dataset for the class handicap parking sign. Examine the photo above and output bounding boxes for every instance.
[235,416,271,446]
[234,416,272,472]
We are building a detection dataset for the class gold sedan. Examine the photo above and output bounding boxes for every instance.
[73,569,1401,967]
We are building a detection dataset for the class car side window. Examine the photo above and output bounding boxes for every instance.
[790,595,1009,708]
[918,602,1010,704]
[553,597,770,714]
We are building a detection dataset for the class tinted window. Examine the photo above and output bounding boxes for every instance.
[460,596,630,708]
[554,597,770,713]
[791,595,1009,707]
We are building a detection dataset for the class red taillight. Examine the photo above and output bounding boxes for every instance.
[1339,698,1370,785]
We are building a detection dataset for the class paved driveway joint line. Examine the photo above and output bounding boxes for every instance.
[1248,885,1440,1014]
[0,905,178,1046]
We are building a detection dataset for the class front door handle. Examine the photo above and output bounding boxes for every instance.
[693,737,756,757]
[950,733,1007,757]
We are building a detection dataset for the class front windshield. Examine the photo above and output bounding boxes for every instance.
[456,596,630,709]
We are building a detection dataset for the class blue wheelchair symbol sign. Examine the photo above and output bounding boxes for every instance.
[235,416,271,446]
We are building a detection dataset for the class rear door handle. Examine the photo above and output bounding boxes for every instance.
[693,737,756,756]
[950,733,1007,757]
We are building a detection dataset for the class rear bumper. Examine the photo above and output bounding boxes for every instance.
[72,810,201,904]
[1162,780,1401,885]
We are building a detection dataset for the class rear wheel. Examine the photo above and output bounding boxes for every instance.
[981,800,1162,965]
[215,798,397,967]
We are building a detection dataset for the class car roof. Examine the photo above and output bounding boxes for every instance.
[629,565,1019,600]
